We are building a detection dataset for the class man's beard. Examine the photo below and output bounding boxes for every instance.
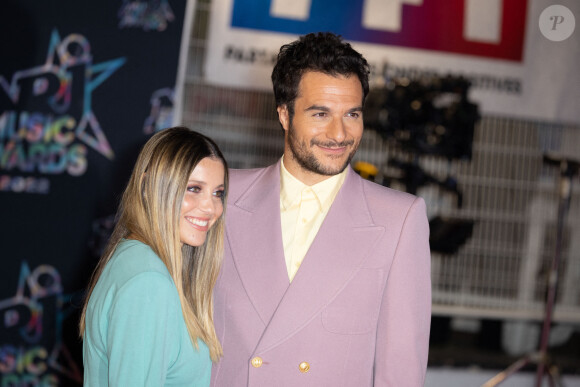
[287,124,359,177]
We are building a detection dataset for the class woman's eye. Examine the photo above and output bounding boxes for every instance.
[213,189,225,198]
[187,185,201,193]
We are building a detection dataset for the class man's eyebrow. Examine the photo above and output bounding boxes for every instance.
[304,105,363,113]
[304,105,330,112]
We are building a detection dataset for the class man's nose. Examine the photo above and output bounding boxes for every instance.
[327,118,347,143]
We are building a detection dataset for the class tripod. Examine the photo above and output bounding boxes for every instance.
[482,153,580,387]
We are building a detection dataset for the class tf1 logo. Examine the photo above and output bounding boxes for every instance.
[230,0,527,61]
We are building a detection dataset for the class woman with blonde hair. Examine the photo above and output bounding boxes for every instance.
[79,126,227,386]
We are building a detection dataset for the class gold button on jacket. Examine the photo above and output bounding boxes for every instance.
[251,357,263,368]
[298,362,310,373]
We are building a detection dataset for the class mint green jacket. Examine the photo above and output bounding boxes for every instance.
[83,240,211,386]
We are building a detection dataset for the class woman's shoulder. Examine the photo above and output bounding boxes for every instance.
[104,239,173,287]
[87,240,179,325]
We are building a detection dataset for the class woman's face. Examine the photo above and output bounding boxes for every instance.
[179,157,225,247]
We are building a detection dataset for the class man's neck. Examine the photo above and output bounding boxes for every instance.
[282,154,334,186]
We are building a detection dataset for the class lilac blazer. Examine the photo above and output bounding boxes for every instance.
[211,161,431,387]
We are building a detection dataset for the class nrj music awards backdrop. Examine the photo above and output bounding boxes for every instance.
[205,0,580,125]
[0,0,194,385]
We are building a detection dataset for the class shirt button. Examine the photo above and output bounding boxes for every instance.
[299,362,310,373]
[251,357,263,368]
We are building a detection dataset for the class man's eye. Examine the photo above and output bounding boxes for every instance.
[313,112,327,117]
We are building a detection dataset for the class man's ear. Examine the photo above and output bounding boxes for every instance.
[277,105,290,132]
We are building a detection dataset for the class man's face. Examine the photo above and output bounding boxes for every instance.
[278,71,364,186]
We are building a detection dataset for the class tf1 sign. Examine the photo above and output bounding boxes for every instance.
[230,0,527,61]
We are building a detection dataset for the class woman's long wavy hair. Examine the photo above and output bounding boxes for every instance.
[79,127,228,361]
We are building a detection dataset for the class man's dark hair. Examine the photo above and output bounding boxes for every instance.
[271,32,370,121]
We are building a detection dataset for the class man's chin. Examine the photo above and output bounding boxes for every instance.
[314,159,351,176]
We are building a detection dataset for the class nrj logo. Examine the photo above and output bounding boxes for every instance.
[0,30,126,176]
[0,262,82,385]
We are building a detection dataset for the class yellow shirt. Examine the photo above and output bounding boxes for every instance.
[280,159,347,282]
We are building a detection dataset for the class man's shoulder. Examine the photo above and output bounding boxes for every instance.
[230,167,267,180]
[349,173,422,220]
[351,171,417,205]
[228,164,277,197]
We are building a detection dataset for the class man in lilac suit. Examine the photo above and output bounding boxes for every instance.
[211,32,431,386]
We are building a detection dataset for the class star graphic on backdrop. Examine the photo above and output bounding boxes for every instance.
[0,29,125,160]
[0,262,82,383]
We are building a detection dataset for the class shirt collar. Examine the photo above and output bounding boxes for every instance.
[280,157,347,212]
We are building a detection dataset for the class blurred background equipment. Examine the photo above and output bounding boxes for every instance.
[362,75,479,255]
[483,154,580,387]
[365,75,478,160]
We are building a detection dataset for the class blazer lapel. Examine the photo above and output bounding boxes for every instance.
[226,162,290,326]
[254,168,385,353]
